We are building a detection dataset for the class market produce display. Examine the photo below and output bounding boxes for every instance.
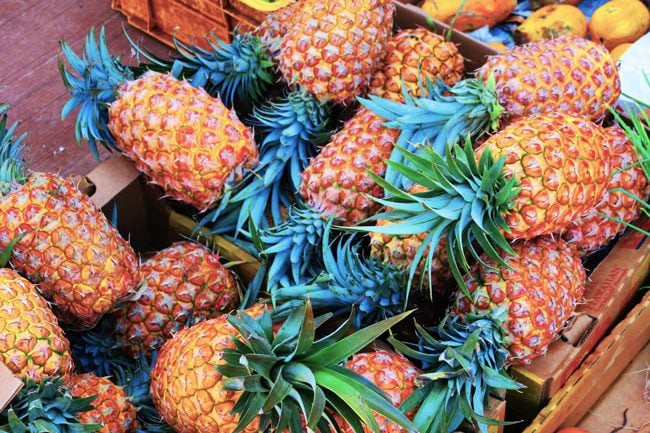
[1,0,650,432]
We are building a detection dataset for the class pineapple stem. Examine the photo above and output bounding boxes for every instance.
[0,104,28,192]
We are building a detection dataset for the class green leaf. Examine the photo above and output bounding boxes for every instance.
[302,310,412,366]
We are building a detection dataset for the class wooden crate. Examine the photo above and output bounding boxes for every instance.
[112,0,294,47]
[112,0,232,47]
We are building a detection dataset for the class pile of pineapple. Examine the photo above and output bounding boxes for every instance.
[1,0,650,432]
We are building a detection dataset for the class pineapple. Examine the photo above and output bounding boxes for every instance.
[352,112,611,291]
[0,105,139,328]
[335,350,421,433]
[278,0,395,103]
[114,241,238,355]
[150,302,414,433]
[453,236,586,364]
[66,373,138,433]
[260,29,464,289]
[562,125,649,255]
[0,268,74,381]
[59,29,259,211]
[361,36,620,156]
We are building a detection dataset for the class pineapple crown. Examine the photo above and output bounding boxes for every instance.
[59,27,134,158]
[358,77,502,190]
[128,29,275,112]
[0,104,27,193]
[252,203,328,291]
[66,314,125,377]
[111,354,175,433]
[216,300,416,433]
[273,222,409,328]
[389,313,523,433]
[343,141,520,297]
[0,377,100,433]
[198,89,333,235]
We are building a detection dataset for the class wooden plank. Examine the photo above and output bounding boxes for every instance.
[0,0,169,177]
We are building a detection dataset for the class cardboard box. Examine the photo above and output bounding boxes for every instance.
[577,342,650,433]
[523,289,650,433]
[0,363,23,412]
[508,220,650,419]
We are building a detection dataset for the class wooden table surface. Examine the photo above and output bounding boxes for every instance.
[1,0,170,177]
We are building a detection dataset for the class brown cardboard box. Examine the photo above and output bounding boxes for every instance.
[523,290,650,433]
[0,363,22,412]
[577,342,650,433]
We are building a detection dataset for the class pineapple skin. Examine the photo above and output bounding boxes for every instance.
[108,72,258,211]
[335,350,420,433]
[454,236,586,365]
[279,0,395,103]
[478,112,611,240]
[0,172,140,329]
[66,373,138,433]
[300,29,464,224]
[563,125,649,255]
[477,36,620,122]
[0,268,74,381]
[115,241,238,355]
[150,305,269,433]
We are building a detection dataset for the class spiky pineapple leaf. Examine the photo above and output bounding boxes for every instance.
[217,301,415,433]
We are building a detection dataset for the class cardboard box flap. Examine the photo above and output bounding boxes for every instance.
[83,155,141,209]
[0,363,23,412]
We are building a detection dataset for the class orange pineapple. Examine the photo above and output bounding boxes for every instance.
[0,105,139,329]
[114,241,238,355]
[66,373,138,433]
[453,236,586,364]
[150,304,268,433]
[60,31,258,211]
[279,0,395,103]
[563,125,649,255]
[0,268,74,381]
[335,350,420,433]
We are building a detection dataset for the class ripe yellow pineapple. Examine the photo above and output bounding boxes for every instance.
[279,0,395,103]
[476,36,619,122]
[0,105,139,329]
[335,350,420,433]
[66,373,138,433]
[0,268,74,381]
[453,236,586,364]
[563,125,649,255]
[114,241,238,355]
[60,32,258,211]
[150,304,268,433]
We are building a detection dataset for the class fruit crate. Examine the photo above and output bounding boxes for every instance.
[523,289,650,433]
[75,155,260,285]
[111,0,292,48]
